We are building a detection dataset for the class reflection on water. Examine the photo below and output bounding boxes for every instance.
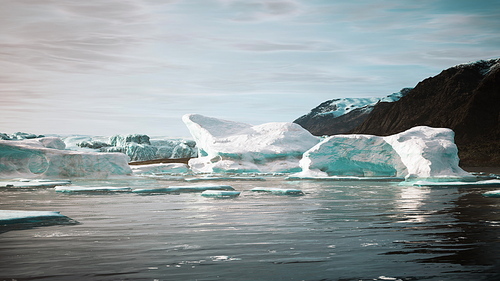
[0,176,499,280]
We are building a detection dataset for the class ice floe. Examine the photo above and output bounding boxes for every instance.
[251,187,304,196]
[54,186,132,193]
[0,210,65,223]
[201,190,241,198]
[0,179,72,188]
[483,190,500,198]
[132,184,235,194]
[408,179,500,187]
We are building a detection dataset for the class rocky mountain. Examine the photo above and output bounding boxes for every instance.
[293,89,411,135]
[296,58,500,167]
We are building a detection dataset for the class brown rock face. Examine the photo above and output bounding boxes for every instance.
[295,59,500,166]
[351,59,500,166]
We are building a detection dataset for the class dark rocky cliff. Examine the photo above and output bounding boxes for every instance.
[351,59,500,166]
[297,59,500,167]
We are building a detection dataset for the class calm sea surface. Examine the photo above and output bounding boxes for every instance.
[1,176,499,281]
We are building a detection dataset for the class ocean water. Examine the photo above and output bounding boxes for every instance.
[1,176,499,281]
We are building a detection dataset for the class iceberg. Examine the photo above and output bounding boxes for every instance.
[132,184,235,194]
[54,186,132,193]
[201,190,241,198]
[182,114,320,173]
[297,126,472,179]
[250,187,304,195]
[0,137,132,178]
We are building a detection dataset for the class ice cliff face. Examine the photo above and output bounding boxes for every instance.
[182,114,320,173]
[0,137,131,178]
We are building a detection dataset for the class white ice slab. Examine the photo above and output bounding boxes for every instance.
[0,210,65,222]
[54,186,132,193]
[483,190,500,198]
[201,190,241,198]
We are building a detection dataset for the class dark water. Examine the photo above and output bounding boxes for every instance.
[1,177,499,281]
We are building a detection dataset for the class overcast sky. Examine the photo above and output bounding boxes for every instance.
[1,0,499,137]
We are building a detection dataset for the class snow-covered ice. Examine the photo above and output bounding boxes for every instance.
[251,187,304,195]
[0,137,131,178]
[183,114,320,173]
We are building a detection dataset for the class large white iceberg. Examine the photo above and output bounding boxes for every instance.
[183,114,320,173]
[298,126,472,179]
[183,115,471,179]
[0,137,132,178]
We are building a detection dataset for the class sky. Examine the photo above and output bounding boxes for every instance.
[1,0,499,138]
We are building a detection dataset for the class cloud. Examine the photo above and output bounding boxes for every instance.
[217,0,303,22]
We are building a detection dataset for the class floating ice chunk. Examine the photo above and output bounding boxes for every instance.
[251,187,304,195]
[183,114,319,173]
[54,186,132,193]
[210,255,242,261]
[0,210,65,223]
[132,185,235,194]
[201,190,241,198]
[0,179,72,188]
[411,179,500,187]
[483,190,500,197]
[131,163,189,175]
[0,138,131,178]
